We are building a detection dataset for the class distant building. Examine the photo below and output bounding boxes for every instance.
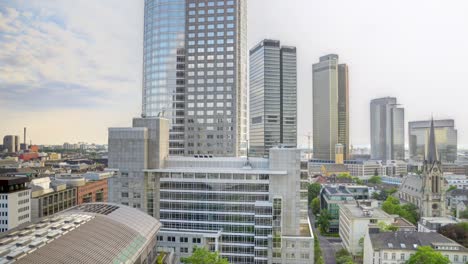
[399,119,448,217]
[345,160,407,179]
[418,216,459,232]
[445,174,468,189]
[249,39,297,157]
[447,189,468,212]
[0,203,162,264]
[2,135,19,153]
[363,231,468,264]
[409,119,457,163]
[54,173,109,205]
[29,177,77,221]
[370,97,404,161]
[0,177,31,232]
[313,54,349,160]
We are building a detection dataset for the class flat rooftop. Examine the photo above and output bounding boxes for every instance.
[341,203,391,219]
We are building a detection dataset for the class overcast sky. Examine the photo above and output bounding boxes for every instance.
[1,0,467,147]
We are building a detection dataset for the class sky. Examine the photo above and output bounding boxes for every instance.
[1,0,468,147]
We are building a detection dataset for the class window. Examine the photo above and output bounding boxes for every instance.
[168,236,176,242]
[400,253,405,260]
[180,237,188,243]
[192,238,201,244]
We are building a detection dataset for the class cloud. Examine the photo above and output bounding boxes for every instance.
[0,1,143,110]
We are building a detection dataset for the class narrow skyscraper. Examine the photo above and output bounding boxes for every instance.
[370,97,405,161]
[142,0,247,156]
[249,39,297,157]
[312,54,349,160]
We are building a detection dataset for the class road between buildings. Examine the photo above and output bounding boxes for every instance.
[309,209,337,264]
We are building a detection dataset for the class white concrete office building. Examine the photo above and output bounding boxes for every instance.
[0,177,31,233]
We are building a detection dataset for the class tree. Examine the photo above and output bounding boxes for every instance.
[381,196,419,224]
[377,221,398,232]
[460,209,468,219]
[337,173,352,179]
[335,249,355,264]
[405,246,450,264]
[308,183,322,203]
[317,209,331,233]
[368,175,382,184]
[438,222,468,247]
[181,247,229,264]
[311,197,320,215]
[352,177,364,185]
[447,185,457,192]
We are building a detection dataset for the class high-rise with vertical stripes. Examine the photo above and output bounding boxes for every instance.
[249,39,297,157]
[142,0,247,157]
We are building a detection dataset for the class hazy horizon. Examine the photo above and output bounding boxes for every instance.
[1,0,467,147]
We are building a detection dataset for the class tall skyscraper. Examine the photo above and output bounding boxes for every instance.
[249,39,297,157]
[312,54,349,160]
[409,119,457,163]
[370,97,405,161]
[142,0,247,156]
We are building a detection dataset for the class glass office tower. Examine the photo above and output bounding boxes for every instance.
[143,0,186,155]
[249,39,297,157]
[370,97,405,161]
[409,119,458,163]
[143,0,248,156]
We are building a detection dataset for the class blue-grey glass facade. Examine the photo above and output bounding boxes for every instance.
[143,0,186,155]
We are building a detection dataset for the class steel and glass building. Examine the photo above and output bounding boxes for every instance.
[409,119,457,163]
[312,55,349,160]
[143,0,247,156]
[249,39,297,157]
[370,97,405,161]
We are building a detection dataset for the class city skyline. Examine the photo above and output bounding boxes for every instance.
[1,0,468,147]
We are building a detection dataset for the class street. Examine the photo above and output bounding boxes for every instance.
[309,209,338,264]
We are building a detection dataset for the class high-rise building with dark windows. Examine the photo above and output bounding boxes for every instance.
[370,97,405,161]
[249,39,297,157]
[312,54,349,160]
[142,0,247,156]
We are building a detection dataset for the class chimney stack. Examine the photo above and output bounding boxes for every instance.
[24,127,26,146]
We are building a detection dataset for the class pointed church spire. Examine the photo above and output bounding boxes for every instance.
[427,117,438,164]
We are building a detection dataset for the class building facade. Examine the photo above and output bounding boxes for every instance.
[312,54,349,160]
[2,135,19,153]
[0,177,30,233]
[30,177,77,221]
[142,0,247,156]
[249,39,297,157]
[409,119,457,163]
[339,201,395,256]
[363,231,468,264]
[370,97,405,161]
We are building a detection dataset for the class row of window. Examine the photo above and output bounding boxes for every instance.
[188,16,235,23]
[188,1,235,8]
[188,31,234,39]
[188,8,235,16]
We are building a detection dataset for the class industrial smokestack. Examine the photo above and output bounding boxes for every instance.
[24,127,26,146]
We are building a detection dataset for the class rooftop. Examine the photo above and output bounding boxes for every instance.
[0,203,161,263]
[369,231,468,252]
[341,202,391,219]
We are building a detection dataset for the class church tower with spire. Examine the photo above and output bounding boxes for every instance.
[420,118,447,217]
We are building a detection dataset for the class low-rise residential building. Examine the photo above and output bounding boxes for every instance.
[447,189,468,212]
[445,174,468,189]
[339,201,394,255]
[29,177,77,221]
[456,201,468,218]
[320,185,358,232]
[0,177,31,233]
[55,173,109,205]
[418,216,460,232]
[363,231,468,264]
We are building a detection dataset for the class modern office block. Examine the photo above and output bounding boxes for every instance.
[249,39,297,157]
[147,149,313,264]
[312,54,349,160]
[143,0,247,156]
[409,119,457,163]
[0,177,31,233]
[0,203,162,264]
[370,97,405,161]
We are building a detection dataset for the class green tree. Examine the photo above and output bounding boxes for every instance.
[368,175,382,184]
[308,183,322,203]
[381,196,419,224]
[311,197,320,215]
[335,249,355,264]
[460,209,468,219]
[181,247,229,264]
[352,177,364,185]
[317,209,331,233]
[405,246,450,264]
[377,221,398,232]
[337,173,352,179]
[447,185,457,192]
[438,222,468,247]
